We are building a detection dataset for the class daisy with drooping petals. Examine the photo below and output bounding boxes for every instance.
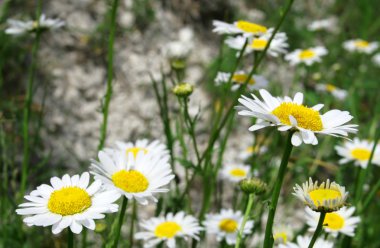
[204,209,254,245]
[236,89,358,147]
[5,14,64,35]
[225,29,288,57]
[90,149,175,205]
[293,178,348,212]
[335,138,380,168]
[278,235,333,248]
[114,139,169,159]
[16,172,120,234]
[220,164,250,183]
[343,39,379,54]
[135,212,202,248]
[315,83,347,100]
[305,207,360,237]
[215,71,268,91]
[285,47,328,66]
[212,20,267,37]
[273,225,293,245]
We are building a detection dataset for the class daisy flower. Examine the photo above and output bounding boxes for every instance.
[239,144,268,160]
[204,209,254,245]
[16,172,120,234]
[225,29,288,57]
[236,89,358,147]
[135,211,202,248]
[5,14,64,35]
[90,149,174,205]
[285,47,328,66]
[315,83,347,100]
[214,71,268,91]
[293,178,348,212]
[220,164,250,183]
[278,235,333,248]
[307,17,338,32]
[335,138,380,168]
[305,207,360,237]
[343,39,379,54]
[273,225,293,245]
[212,20,267,37]
[114,139,169,159]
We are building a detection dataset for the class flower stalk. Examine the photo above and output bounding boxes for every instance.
[235,194,254,248]
[308,212,326,248]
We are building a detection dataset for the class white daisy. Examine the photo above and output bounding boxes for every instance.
[273,224,293,245]
[135,211,202,248]
[5,14,64,35]
[236,89,358,147]
[305,207,360,237]
[315,83,347,100]
[204,209,254,245]
[16,172,120,234]
[285,47,328,66]
[343,39,379,54]
[220,164,250,183]
[278,235,333,248]
[293,178,348,212]
[335,138,380,168]
[212,20,267,37]
[214,71,268,91]
[372,53,380,67]
[90,149,175,205]
[307,17,338,32]
[239,144,268,160]
[225,29,288,57]
[114,139,169,159]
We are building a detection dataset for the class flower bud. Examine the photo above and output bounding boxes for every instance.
[172,82,194,97]
[239,177,267,195]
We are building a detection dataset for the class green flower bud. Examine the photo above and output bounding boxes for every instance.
[239,177,267,195]
[172,82,194,97]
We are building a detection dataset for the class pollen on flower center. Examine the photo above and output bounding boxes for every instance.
[47,187,92,216]
[308,189,342,207]
[219,218,238,233]
[323,212,345,230]
[232,74,255,85]
[112,170,149,193]
[299,49,316,59]
[251,39,268,50]
[271,102,323,131]
[351,148,371,161]
[126,147,148,158]
[354,40,369,48]
[236,20,267,34]
[154,221,182,238]
[229,168,247,177]
[274,232,288,243]
[326,84,337,92]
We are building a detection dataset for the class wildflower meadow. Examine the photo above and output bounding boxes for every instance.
[1,0,380,247]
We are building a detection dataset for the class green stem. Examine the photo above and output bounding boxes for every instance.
[235,194,254,248]
[263,131,294,248]
[68,229,74,248]
[362,179,380,213]
[308,212,326,248]
[129,200,137,247]
[112,197,128,248]
[182,98,201,164]
[97,0,119,151]
[20,0,43,198]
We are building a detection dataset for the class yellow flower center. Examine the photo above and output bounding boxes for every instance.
[47,187,92,216]
[154,221,182,238]
[309,189,342,207]
[354,40,369,48]
[251,39,268,50]
[246,146,257,153]
[126,147,148,158]
[274,232,288,243]
[112,170,149,193]
[325,84,337,92]
[232,74,255,85]
[271,102,323,131]
[219,218,238,233]
[229,168,247,177]
[351,148,371,161]
[236,20,267,34]
[299,49,316,59]
[323,212,345,230]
